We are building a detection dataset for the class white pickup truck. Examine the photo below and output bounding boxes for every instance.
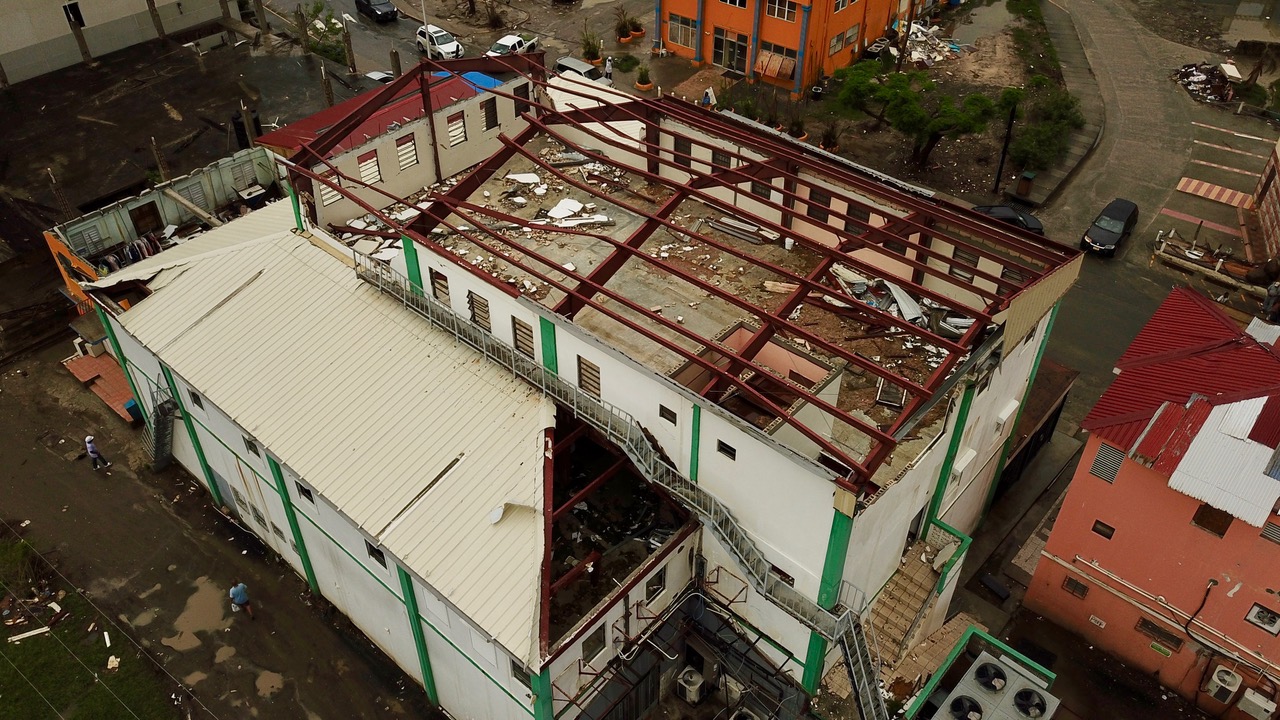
[485,34,538,57]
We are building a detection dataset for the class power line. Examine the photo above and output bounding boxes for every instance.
[0,517,221,720]
[0,641,68,719]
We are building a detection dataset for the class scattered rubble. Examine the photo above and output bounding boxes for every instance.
[1173,62,1238,103]
[899,22,976,67]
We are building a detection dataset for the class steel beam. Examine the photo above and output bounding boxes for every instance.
[551,458,627,522]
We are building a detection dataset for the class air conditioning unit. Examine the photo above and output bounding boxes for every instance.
[729,710,759,720]
[994,400,1019,434]
[677,666,704,704]
[721,675,744,706]
[950,448,977,483]
[1238,688,1278,720]
[1205,665,1242,704]
[939,651,1008,720]
[998,667,1059,719]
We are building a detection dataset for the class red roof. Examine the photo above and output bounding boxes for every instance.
[1249,394,1280,449]
[1149,398,1212,476]
[1082,287,1280,449]
[258,76,478,154]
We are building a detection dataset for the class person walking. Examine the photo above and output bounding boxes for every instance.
[1265,280,1280,323]
[229,581,255,620]
[604,56,613,81]
[85,435,111,470]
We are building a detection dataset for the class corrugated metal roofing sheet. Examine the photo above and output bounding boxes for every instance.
[1151,398,1212,476]
[1082,288,1280,449]
[1251,394,1280,449]
[1168,402,1280,527]
[115,232,553,663]
[1248,318,1280,347]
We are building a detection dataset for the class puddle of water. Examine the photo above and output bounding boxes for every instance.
[139,583,162,599]
[256,670,284,698]
[952,3,1015,46]
[161,576,229,652]
[183,670,207,686]
[215,646,237,663]
[131,609,157,627]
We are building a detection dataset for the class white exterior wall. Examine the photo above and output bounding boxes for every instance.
[99,306,538,720]
[0,0,231,85]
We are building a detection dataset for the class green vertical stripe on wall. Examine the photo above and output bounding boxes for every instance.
[538,317,558,374]
[161,365,224,508]
[982,302,1060,519]
[817,510,854,608]
[926,381,977,530]
[397,566,440,706]
[801,632,827,694]
[94,303,148,424]
[531,668,553,720]
[285,181,303,231]
[401,235,424,296]
[267,457,319,596]
[689,404,702,482]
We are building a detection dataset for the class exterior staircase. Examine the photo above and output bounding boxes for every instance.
[839,622,891,720]
[147,390,178,471]
[869,541,941,672]
[355,255,890,719]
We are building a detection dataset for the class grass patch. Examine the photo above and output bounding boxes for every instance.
[0,539,176,719]
[1007,0,1061,80]
[612,54,641,73]
[1238,81,1269,107]
[1010,84,1086,170]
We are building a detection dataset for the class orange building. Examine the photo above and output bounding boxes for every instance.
[653,0,930,94]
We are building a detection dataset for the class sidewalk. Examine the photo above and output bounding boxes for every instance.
[1005,0,1105,207]
[0,344,436,719]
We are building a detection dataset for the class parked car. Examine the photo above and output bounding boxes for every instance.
[972,205,1045,235]
[486,34,538,57]
[355,0,398,22]
[1080,198,1139,257]
[417,24,463,59]
[553,56,613,87]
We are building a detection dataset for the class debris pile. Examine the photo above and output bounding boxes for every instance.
[1173,62,1236,103]
[898,22,975,67]
[3,577,69,643]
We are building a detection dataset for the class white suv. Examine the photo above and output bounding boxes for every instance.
[417,25,463,59]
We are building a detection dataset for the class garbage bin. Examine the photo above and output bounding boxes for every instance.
[810,85,824,101]
[1015,171,1036,196]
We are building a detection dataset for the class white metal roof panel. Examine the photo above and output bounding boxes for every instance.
[116,232,552,663]
[1168,401,1280,527]
[1248,318,1280,347]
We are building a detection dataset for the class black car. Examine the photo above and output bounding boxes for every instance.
[355,0,398,22]
[1081,198,1139,257]
[972,205,1045,235]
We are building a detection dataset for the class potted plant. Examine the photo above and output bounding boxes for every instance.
[635,64,653,91]
[582,24,602,64]
[763,98,781,131]
[788,115,807,140]
[819,118,844,151]
[616,18,633,43]
[737,97,757,121]
[629,17,645,38]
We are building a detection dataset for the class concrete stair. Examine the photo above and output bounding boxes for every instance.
[869,542,941,670]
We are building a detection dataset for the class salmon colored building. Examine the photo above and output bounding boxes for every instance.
[1026,288,1280,720]
[652,0,929,94]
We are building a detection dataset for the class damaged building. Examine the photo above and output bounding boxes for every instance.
[71,54,1080,720]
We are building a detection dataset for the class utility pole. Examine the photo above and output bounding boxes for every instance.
[239,101,257,148]
[343,25,357,74]
[151,137,170,182]
[391,49,402,77]
[992,100,1017,194]
[321,64,334,106]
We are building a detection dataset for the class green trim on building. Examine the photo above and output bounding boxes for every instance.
[689,404,702,482]
[401,235,424,296]
[398,565,441,706]
[801,632,827,694]
[161,365,224,508]
[983,303,1060,519]
[531,668,554,720]
[95,303,148,424]
[267,457,320,596]
[817,510,853,608]
[926,381,977,530]
[929,519,972,595]
[285,181,303,231]
[538,317,558,374]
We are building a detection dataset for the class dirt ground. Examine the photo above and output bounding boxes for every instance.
[1121,0,1233,54]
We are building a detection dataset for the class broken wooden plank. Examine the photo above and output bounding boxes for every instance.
[8,626,50,643]
[763,281,799,293]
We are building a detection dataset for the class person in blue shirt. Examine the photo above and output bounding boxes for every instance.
[229,581,255,619]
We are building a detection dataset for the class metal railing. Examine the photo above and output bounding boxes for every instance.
[355,254,890,716]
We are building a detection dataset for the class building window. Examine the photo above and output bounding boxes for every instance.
[365,541,387,568]
[429,268,449,304]
[949,246,979,281]
[1091,520,1115,540]
[582,624,606,664]
[766,0,797,21]
[63,2,85,28]
[719,0,747,7]
[295,482,314,503]
[318,171,340,206]
[358,151,381,185]
[271,523,286,540]
[1135,618,1184,651]
[669,14,696,48]
[1246,604,1280,635]
[845,24,860,49]
[512,318,535,358]
[468,291,491,332]
[835,0,850,11]
[711,149,732,169]
[513,83,531,115]
[750,180,773,200]
[396,134,418,170]
[673,136,693,168]
[712,28,748,72]
[1262,520,1280,545]
[447,112,467,147]
[1192,503,1233,538]
[646,566,667,603]
[717,440,736,460]
[770,564,796,587]
[659,405,677,424]
[578,357,601,398]
[231,487,248,510]
[243,436,260,457]
[1090,443,1124,483]
[481,98,499,130]
[844,204,871,232]
[758,42,798,78]
[807,189,832,222]
[1062,577,1089,599]
[188,390,203,410]
[829,34,845,56]
[250,505,266,526]
[512,660,532,689]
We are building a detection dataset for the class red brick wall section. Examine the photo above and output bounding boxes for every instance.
[1255,146,1280,258]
